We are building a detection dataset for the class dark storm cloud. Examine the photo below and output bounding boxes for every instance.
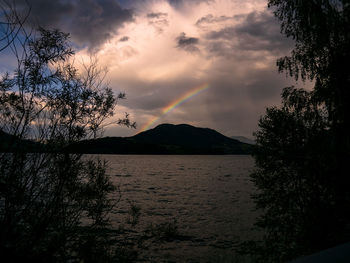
[147,12,169,32]
[244,69,292,101]
[195,14,235,27]
[119,36,129,42]
[204,11,293,56]
[147,12,168,19]
[17,0,133,50]
[206,26,234,40]
[234,11,293,51]
[203,66,295,137]
[176,32,200,53]
[168,0,213,8]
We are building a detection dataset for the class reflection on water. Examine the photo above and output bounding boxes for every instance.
[101,155,257,262]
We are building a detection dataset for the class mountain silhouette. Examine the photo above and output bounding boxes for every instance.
[230,136,255,145]
[133,123,250,150]
[0,130,42,152]
[1,124,254,154]
[67,123,253,154]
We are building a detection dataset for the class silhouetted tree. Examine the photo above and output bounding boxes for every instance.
[0,0,29,52]
[0,26,136,262]
[240,1,350,262]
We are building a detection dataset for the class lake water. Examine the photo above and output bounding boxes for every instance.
[102,155,257,262]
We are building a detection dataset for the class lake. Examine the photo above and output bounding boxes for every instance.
[101,155,257,262]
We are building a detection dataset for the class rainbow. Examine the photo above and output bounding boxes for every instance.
[139,83,209,133]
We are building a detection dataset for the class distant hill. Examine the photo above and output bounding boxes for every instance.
[67,124,254,155]
[0,130,42,152]
[231,136,255,145]
[1,124,254,154]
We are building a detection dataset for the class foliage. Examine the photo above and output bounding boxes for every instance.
[269,0,350,126]
[240,1,350,262]
[0,27,135,261]
[0,0,29,52]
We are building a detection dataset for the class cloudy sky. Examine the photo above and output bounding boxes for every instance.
[3,0,311,138]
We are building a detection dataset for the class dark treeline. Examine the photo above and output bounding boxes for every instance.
[0,123,254,155]
[240,0,350,262]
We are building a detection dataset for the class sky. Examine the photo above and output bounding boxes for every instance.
[1,0,311,138]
